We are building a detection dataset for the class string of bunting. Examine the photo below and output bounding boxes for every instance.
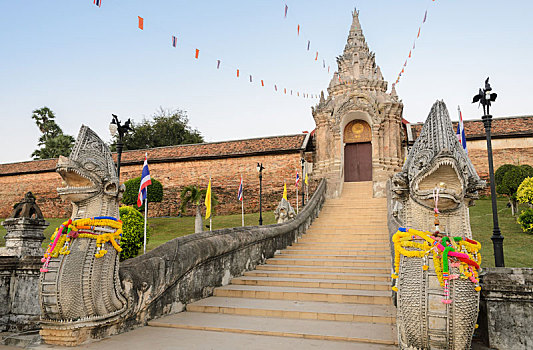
[393,0,437,88]
[283,3,332,75]
[95,1,320,100]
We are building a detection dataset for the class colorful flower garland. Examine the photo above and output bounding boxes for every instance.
[392,227,482,304]
[40,216,122,273]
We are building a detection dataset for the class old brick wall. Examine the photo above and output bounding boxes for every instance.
[120,152,316,218]
[0,152,315,218]
[467,138,533,185]
[0,133,315,219]
[0,169,70,219]
[409,116,533,191]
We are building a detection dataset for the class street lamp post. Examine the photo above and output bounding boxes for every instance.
[472,77,504,267]
[301,157,305,207]
[109,114,132,181]
[257,163,264,226]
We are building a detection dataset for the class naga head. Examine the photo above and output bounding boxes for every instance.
[393,100,485,211]
[57,125,122,215]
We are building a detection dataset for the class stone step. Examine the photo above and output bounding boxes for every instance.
[291,242,388,248]
[298,238,390,244]
[244,269,391,282]
[306,229,389,234]
[149,312,397,346]
[214,284,393,305]
[283,248,391,256]
[231,276,391,291]
[266,258,390,268]
[256,264,390,275]
[185,297,396,324]
[303,232,390,238]
[308,223,388,228]
[119,326,398,350]
[276,253,390,262]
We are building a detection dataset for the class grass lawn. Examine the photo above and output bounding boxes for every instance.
[1,198,531,268]
[470,198,533,268]
[0,211,276,252]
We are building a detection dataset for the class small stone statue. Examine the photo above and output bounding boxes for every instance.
[10,191,44,220]
[274,198,296,223]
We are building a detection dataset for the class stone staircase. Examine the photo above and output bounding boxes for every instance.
[147,181,397,349]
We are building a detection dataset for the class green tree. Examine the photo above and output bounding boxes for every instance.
[495,164,516,187]
[122,176,163,211]
[31,107,75,159]
[111,108,204,151]
[497,165,533,215]
[179,185,218,233]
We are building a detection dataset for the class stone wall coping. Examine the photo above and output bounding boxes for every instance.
[0,256,42,270]
[480,267,533,301]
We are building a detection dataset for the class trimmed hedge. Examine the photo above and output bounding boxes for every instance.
[119,206,150,260]
[122,176,163,210]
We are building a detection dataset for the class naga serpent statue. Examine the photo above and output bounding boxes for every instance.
[39,125,127,346]
[390,100,485,349]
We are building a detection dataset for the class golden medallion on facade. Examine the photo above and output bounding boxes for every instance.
[344,120,371,143]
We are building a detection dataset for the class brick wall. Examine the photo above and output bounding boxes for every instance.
[0,134,315,218]
[409,116,533,190]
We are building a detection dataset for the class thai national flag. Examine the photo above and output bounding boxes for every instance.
[137,154,152,207]
[456,106,467,153]
[238,177,243,202]
[93,0,101,7]
[295,172,300,187]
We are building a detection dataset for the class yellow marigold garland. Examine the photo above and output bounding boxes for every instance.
[42,217,122,261]
[392,227,482,302]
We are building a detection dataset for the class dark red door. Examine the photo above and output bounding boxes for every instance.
[344,142,372,182]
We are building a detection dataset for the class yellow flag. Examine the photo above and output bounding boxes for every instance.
[305,173,308,185]
[283,183,287,200]
[205,179,212,220]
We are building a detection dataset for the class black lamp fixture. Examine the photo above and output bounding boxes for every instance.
[257,162,265,225]
[472,77,504,267]
[109,114,132,181]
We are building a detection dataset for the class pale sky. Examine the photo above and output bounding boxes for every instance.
[2,1,532,164]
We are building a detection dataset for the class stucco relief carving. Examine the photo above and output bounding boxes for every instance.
[344,120,372,143]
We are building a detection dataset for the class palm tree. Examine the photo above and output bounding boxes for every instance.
[179,185,218,233]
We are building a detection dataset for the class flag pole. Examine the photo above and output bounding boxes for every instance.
[241,175,244,227]
[143,152,148,254]
[209,176,212,231]
[296,186,299,214]
[143,199,147,254]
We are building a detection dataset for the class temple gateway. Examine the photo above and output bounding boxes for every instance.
[312,10,404,198]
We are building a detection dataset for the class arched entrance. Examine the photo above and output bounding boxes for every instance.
[344,120,372,182]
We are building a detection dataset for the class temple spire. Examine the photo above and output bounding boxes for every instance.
[347,8,364,48]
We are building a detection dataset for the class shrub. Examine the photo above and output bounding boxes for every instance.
[517,208,533,234]
[122,176,163,210]
[495,164,516,187]
[119,206,150,260]
[497,165,533,216]
[517,177,533,205]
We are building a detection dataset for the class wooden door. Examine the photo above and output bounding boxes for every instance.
[344,142,372,182]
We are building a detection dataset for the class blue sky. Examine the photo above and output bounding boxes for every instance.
[2,1,532,163]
